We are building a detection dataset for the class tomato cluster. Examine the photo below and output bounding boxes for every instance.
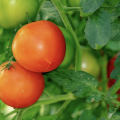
[0,20,68,108]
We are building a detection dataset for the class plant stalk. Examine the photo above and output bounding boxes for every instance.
[51,0,82,71]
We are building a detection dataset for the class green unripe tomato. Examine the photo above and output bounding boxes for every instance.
[68,48,100,78]
[59,27,76,68]
[0,0,39,29]
[68,0,81,7]
[81,49,100,78]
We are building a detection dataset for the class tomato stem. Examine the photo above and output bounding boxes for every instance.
[58,1,81,12]
[5,109,18,118]
[55,100,71,119]
[15,109,23,120]
[51,0,82,71]
[1,56,15,71]
[100,54,108,93]
[30,93,75,108]
[44,89,53,97]
[5,93,76,118]
[91,102,97,112]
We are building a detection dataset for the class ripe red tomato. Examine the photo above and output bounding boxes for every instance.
[12,20,66,73]
[0,61,45,108]
[107,54,120,94]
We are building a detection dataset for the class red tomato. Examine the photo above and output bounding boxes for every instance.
[12,20,66,73]
[107,54,120,94]
[0,61,45,108]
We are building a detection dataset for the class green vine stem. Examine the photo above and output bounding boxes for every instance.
[43,89,53,97]
[5,93,75,118]
[58,1,81,12]
[15,109,23,120]
[51,0,82,71]
[62,6,81,12]
[100,54,108,93]
[5,109,18,118]
[91,102,97,112]
[56,100,71,119]
[30,93,75,108]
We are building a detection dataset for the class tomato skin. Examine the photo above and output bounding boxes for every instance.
[107,54,120,94]
[58,27,76,68]
[68,48,100,78]
[0,0,39,29]
[12,20,66,73]
[0,61,45,108]
[81,49,100,78]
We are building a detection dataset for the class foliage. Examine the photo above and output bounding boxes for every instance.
[1,0,120,120]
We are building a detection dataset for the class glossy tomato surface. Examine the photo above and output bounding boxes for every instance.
[12,20,66,73]
[58,26,76,68]
[0,0,39,29]
[0,61,45,108]
[107,54,120,94]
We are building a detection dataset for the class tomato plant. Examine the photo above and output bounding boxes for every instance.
[1,0,120,120]
[59,26,76,68]
[0,61,45,108]
[0,0,39,29]
[12,20,66,73]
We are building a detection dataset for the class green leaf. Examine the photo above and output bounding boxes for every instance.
[110,19,120,41]
[107,0,120,6]
[110,54,120,79]
[21,106,40,120]
[0,113,5,120]
[99,118,108,120]
[102,0,120,7]
[114,54,120,67]
[59,98,90,120]
[110,67,120,79]
[106,88,118,113]
[111,6,120,19]
[46,68,103,102]
[36,115,57,120]
[38,1,64,26]
[105,40,120,51]
[110,115,120,120]
[79,0,105,13]
[85,8,111,49]
[79,110,96,120]
[108,77,120,96]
